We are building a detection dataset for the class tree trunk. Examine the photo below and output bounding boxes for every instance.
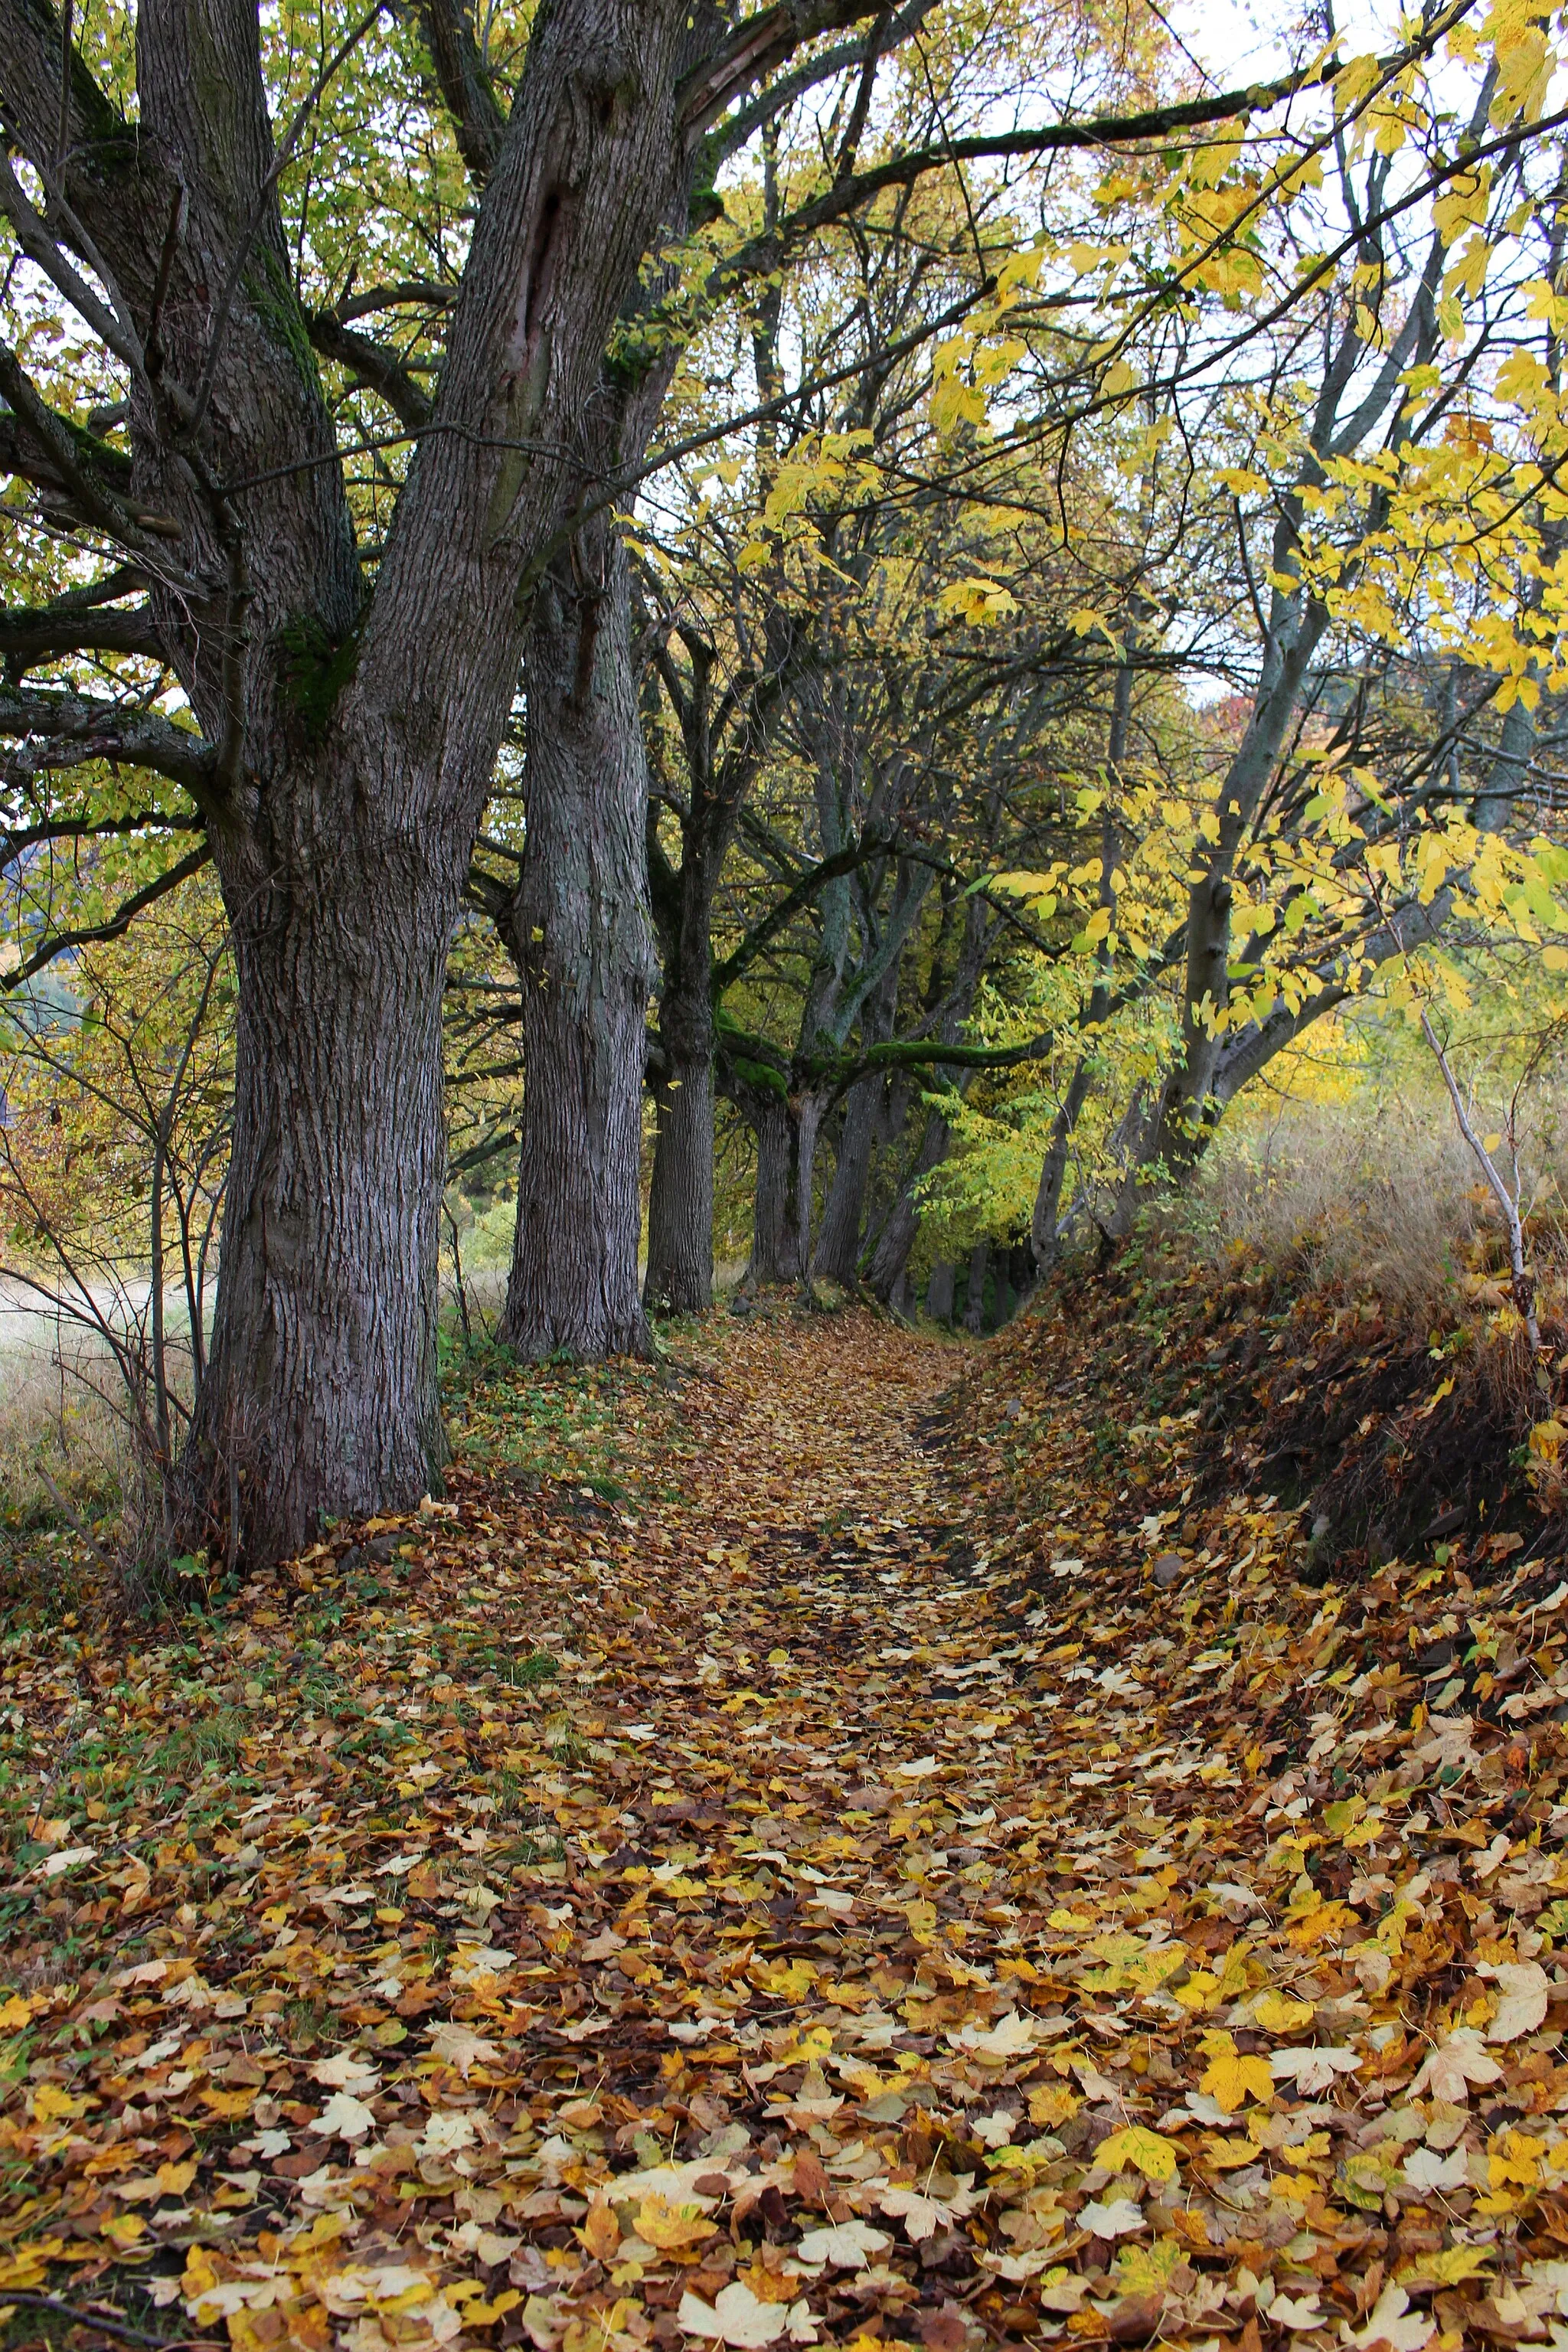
[962,1241,988,1334]
[792,1090,825,1279]
[185,849,448,1563]
[865,1106,949,1303]
[812,1073,877,1283]
[926,1259,954,1321]
[748,1096,802,1284]
[644,1019,716,1315]
[1031,1054,1093,1272]
[499,533,654,1361]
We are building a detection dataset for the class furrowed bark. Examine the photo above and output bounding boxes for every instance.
[748,1095,803,1284]
[644,1044,717,1314]
[499,528,655,1361]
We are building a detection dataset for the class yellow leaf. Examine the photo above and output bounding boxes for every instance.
[1251,1991,1315,2034]
[636,2197,717,2251]
[32,2082,92,2123]
[1199,2034,1273,2112]
[1093,2125,1180,2184]
[200,2087,255,2119]
[1396,2246,1494,2288]
[1027,2082,1083,2128]
[467,2289,523,2324]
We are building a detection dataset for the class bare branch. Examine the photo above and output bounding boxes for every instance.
[305,309,433,432]
[2,840,211,989]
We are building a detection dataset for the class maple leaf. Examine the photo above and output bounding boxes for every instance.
[1250,1991,1315,2033]
[1268,2045,1362,2093]
[1409,2028,1504,2102]
[794,2220,892,2270]
[956,2012,1038,2060]
[1339,2283,1433,2350]
[1198,2033,1274,2112]
[1079,2198,1146,2238]
[314,2089,378,2141]
[421,2110,478,2155]
[1395,2246,1494,2288]
[312,2050,379,2092]
[1482,1961,1550,2042]
[1400,2145,1470,2192]
[1092,2125,1180,2185]
[638,2197,719,2251]
[428,2021,501,2076]
[678,2284,811,2347]
[1267,2292,1325,2328]
[878,2188,948,2241]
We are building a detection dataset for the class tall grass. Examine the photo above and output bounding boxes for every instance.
[1186,1083,1568,1323]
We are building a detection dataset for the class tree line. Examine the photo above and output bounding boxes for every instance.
[1,0,1564,1568]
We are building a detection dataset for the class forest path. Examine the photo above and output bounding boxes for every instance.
[8,1304,1563,2350]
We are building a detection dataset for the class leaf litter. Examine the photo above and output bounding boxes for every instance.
[5,1295,1568,2350]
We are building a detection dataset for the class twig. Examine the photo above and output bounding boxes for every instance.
[1419,1007,1543,1357]
[0,2289,223,2348]
[29,1455,114,1569]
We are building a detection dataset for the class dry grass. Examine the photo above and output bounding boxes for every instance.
[1188,1084,1568,1324]
[0,1320,132,1562]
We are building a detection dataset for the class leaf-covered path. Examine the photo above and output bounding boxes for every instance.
[8,1302,1568,2351]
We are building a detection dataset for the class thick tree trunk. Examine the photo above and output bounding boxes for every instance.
[185,851,448,1561]
[926,1259,955,1321]
[962,1241,988,1334]
[500,534,654,1360]
[748,1096,802,1284]
[793,1090,825,1278]
[644,1024,716,1315]
[812,1074,877,1283]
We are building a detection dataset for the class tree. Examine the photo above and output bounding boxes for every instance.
[0,0,1499,1565]
[0,0,949,1556]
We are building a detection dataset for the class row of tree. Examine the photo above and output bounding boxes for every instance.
[1,0,1564,1565]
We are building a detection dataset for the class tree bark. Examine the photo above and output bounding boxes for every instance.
[812,1071,877,1282]
[194,863,448,1560]
[748,1095,802,1284]
[500,530,655,1360]
[864,1104,949,1303]
[644,1025,716,1314]
[1031,1054,1093,1272]
[962,1240,988,1334]
[925,1259,954,1321]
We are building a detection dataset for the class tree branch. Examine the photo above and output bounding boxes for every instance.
[711,830,890,999]
[3,840,212,990]
[0,688,218,801]
[305,309,433,432]
[3,804,202,860]
[411,0,508,183]
[0,596,162,669]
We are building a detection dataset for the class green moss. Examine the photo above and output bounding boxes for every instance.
[278,612,362,741]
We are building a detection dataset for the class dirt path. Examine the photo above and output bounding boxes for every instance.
[5,1306,1566,2351]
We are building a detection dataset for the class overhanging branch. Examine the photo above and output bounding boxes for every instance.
[3,841,212,990]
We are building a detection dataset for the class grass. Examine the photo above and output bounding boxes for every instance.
[1187,1080,1568,1325]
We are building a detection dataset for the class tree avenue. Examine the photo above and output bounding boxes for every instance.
[2,0,1565,1572]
